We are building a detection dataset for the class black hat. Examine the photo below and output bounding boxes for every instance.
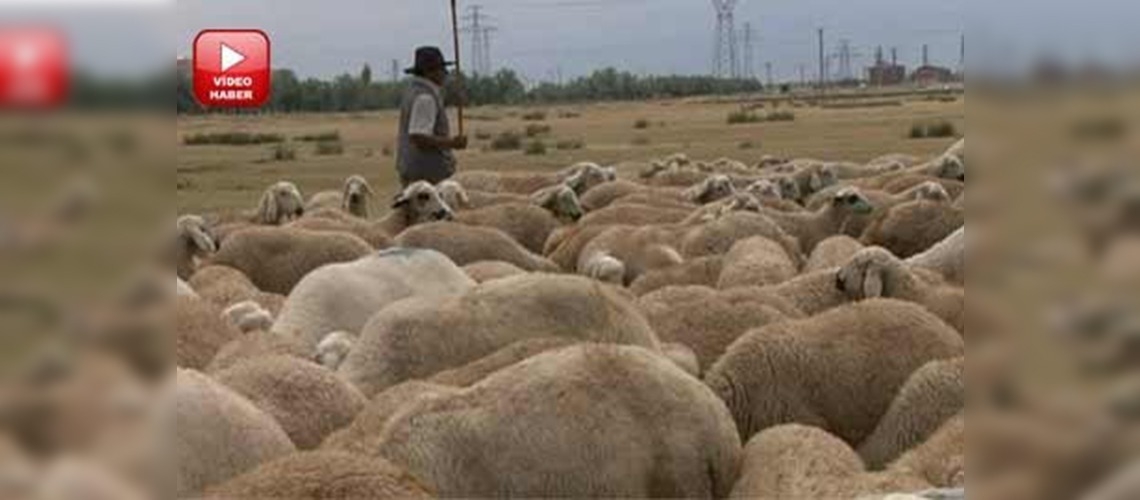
[405,46,456,75]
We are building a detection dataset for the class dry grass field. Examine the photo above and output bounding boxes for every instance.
[176,93,963,214]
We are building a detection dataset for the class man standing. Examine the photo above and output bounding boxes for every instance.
[396,46,467,187]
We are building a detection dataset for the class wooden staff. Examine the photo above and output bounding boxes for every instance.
[449,0,465,135]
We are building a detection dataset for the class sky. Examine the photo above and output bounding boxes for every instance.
[3,1,1138,82]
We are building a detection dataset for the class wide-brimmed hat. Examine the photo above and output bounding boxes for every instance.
[405,46,456,75]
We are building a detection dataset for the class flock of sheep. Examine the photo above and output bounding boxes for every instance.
[10,137,983,498]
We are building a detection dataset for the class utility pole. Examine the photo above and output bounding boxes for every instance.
[922,43,930,67]
[959,34,965,72]
[765,62,773,87]
[817,27,826,91]
[742,21,755,79]
[390,59,399,82]
[798,64,806,86]
[462,5,497,76]
[710,0,739,78]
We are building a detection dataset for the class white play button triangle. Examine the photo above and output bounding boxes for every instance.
[220,43,246,73]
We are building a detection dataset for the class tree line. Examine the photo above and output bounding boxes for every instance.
[176,65,765,114]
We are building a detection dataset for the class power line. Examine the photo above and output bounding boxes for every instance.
[461,5,498,76]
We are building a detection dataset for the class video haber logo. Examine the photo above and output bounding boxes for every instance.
[194,30,270,108]
[0,28,68,109]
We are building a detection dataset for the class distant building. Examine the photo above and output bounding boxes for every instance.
[867,62,907,86]
[911,65,955,86]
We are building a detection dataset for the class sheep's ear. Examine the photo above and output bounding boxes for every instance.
[390,193,409,209]
[189,226,217,254]
[862,264,884,298]
[531,188,554,208]
[565,172,585,193]
[258,189,278,224]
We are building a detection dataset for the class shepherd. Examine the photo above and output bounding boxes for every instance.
[395,46,468,187]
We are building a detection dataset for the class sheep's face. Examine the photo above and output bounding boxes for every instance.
[835,247,900,300]
[832,188,874,215]
[565,163,611,195]
[776,177,801,201]
[392,181,454,224]
[746,180,782,200]
[534,186,583,222]
[936,155,966,182]
[436,180,470,210]
[342,176,374,217]
[817,165,839,190]
[316,331,354,371]
[914,181,951,203]
[689,175,736,204]
[259,181,305,225]
[177,215,216,256]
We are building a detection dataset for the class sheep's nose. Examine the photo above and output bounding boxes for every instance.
[570,211,583,222]
[834,273,846,291]
[436,209,453,221]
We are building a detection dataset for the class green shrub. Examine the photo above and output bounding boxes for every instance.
[381,145,393,157]
[633,118,650,129]
[909,120,958,139]
[521,110,547,121]
[467,113,501,122]
[183,132,285,146]
[524,140,547,155]
[727,110,763,125]
[525,124,552,137]
[314,140,344,155]
[555,138,585,150]
[558,111,581,119]
[766,111,796,122]
[490,131,523,151]
[294,130,341,142]
[739,141,757,150]
[474,130,493,140]
[271,143,296,161]
[631,136,651,146]
[1072,116,1126,141]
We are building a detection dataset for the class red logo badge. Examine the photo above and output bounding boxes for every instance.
[193,30,271,108]
[0,28,68,109]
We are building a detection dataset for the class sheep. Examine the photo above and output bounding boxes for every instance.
[375,180,455,237]
[805,181,953,237]
[339,273,661,396]
[175,215,216,280]
[861,198,963,259]
[220,300,272,333]
[637,285,799,371]
[744,179,805,212]
[462,260,526,283]
[35,457,150,500]
[439,180,584,222]
[205,330,310,374]
[887,413,965,490]
[680,210,803,262]
[176,296,241,370]
[578,179,647,210]
[858,357,964,470]
[427,337,581,387]
[304,174,374,218]
[787,162,840,201]
[546,223,614,268]
[716,236,798,289]
[531,183,585,222]
[376,344,741,498]
[576,202,692,227]
[580,251,627,284]
[453,162,613,195]
[756,267,850,317]
[175,369,295,497]
[202,451,434,499]
[214,356,367,450]
[321,381,460,455]
[759,186,875,254]
[906,227,965,286]
[394,221,560,272]
[176,277,196,298]
[627,174,738,209]
[437,179,525,209]
[729,424,931,499]
[705,299,963,444]
[837,247,965,334]
[629,255,723,296]
[577,225,685,285]
[272,247,474,350]
[208,226,373,295]
[287,209,393,249]
[314,331,355,370]
[805,235,865,273]
[455,202,562,254]
[186,265,284,316]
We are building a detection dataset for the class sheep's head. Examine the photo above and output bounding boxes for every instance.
[564,162,611,195]
[176,215,216,256]
[775,176,801,201]
[831,187,874,215]
[341,175,374,218]
[258,181,304,225]
[816,164,840,190]
[745,180,782,201]
[685,174,736,204]
[835,246,904,300]
[640,161,667,179]
[221,301,272,333]
[935,155,966,182]
[316,331,355,370]
[532,184,583,222]
[392,181,454,224]
[913,181,951,203]
[583,253,625,285]
[436,180,470,211]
